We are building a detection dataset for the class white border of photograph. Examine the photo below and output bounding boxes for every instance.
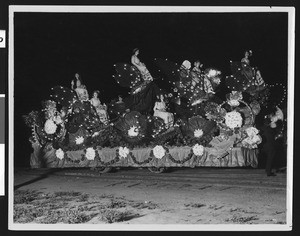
[0,143,4,196]
[0,94,5,196]
[8,5,294,231]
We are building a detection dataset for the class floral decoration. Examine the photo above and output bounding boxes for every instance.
[128,126,139,137]
[227,91,243,107]
[224,111,243,129]
[194,129,204,138]
[55,148,65,160]
[204,102,226,123]
[85,147,96,160]
[241,127,262,149]
[44,119,57,134]
[153,145,166,159]
[227,100,240,107]
[75,136,84,145]
[119,147,130,158]
[192,144,205,156]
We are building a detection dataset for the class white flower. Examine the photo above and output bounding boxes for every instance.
[119,147,130,158]
[55,148,64,160]
[85,147,96,160]
[153,145,166,159]
[225,111,243,129]
[227,100,240,107]
[128,126,139,137]
[75,136,84,145]
[194,129,204,138]
[44,119,57,134]
[245,127,259,137]
[242,127,261,149]
[192,144,204,156]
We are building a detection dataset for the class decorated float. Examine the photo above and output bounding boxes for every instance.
[23,51,286,173]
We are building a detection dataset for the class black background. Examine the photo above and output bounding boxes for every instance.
[0,0,298,235]
[14,11,288,167]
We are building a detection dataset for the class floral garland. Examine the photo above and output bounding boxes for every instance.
[224,111,243,129]
[167,150,194,164]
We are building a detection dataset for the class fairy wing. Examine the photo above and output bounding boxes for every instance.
[113,63,143,88]
[50,86,78,108]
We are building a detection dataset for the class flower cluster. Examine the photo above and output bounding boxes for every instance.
[227,91,243,107]
[153,145,166,159]
[75,136,84,145]
[224,111,243,129]
[85,147,96,160]
[119,147,130,158]
[128,126,139,137]
[44,119,57,134]
[204,102,226,123]
[192,144,204,156]
[194,129,204,138]
[55,148,65,160]
[242,127,262,149]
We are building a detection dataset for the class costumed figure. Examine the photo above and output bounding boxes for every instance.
[226,50,265,95]
[71,73,89,101]
[131,48,153,82]
[259,106,284,176]
[153,94,174,128]
[190,60,203,87]
[90,90,109,124]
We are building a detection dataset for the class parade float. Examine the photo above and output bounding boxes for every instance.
[23,51,286,173]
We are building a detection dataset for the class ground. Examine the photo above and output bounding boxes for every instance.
[13,167,287,225]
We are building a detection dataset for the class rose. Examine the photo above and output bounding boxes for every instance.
[194,129,204,138]
[128,126,139,137]
[153,145,166,159]
[55,148,64,160]
[119,147,130,158]
[225,111,243,129]
[44,119,57,134]
[85,147,96,160]
[192,144,204,156]
[75,136,84,145]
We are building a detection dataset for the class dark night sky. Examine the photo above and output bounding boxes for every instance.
[13,11,288,166]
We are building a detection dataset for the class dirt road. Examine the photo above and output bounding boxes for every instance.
[13,167,287,226]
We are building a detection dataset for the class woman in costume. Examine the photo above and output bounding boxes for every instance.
[227,50,265,94]
[153,94,174,128]
[131,48,153,81]
[71,73,89,101]
[191,60,203,87]
[90,90,109,124]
